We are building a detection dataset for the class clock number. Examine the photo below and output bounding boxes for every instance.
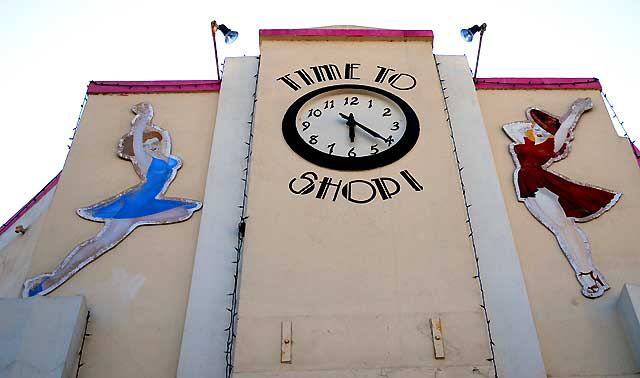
[370,144,379,155]
[368,99,373,108]
[391,121,400,131]
[327,142,336,155]
[324,100,334,109]
[302,121,311,131]
[382,108,392,117]
[385,135,394,146]
[307,108,322,118]
[309,135,319,145]
[344,96,359,106]
[348,147,356,157]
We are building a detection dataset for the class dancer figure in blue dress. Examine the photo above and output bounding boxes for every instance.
[23,102,202,297]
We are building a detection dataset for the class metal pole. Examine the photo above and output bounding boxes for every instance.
[211,21,221,80]
[472,24,486,81]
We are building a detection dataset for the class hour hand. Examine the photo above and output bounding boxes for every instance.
[339,112,356,143]
[340,113,388,143]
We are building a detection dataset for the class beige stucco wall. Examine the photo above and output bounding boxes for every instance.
[0,207,50,298]
[25,91,218,378]
[478,89,640,376]
[233,37,494,377]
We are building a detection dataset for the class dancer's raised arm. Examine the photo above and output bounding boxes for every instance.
[131,103,154,176]
[554,98,592,152]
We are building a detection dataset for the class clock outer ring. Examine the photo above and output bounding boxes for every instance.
[282,84,420,171]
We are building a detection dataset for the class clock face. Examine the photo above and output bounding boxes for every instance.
[282,84,420,171]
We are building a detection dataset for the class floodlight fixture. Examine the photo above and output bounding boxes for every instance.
[459,23,487,80]
[217,23,239,44]
[211,20,240,80]
[460,23,486,42]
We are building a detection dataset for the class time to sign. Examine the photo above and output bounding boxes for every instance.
[277,63,417,92]
[289,169,423,205]
[283,84,419,171]
[280,63,420,172]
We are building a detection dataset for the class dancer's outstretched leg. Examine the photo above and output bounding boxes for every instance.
[23,219,135,297]
[22,206,197,297]
[524,188,609,298]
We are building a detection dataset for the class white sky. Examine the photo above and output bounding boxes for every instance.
[1,0,638,224]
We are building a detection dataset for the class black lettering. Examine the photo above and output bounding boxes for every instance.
[276,74,301,91]
[341,180,377,204]
[316,177,342,201]
[310,64,342,82]
[374,66,395,83]
[372,177,401,200]
[388,73,417,90]
[294,69,315,86]
[345,63,360,79]
[400,170,423,191]
[289,171,318,195]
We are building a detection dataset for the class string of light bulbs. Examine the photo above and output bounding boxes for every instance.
[474,78,599,87]
[435,57,499,377]
[601,91,639,159]
[224,56,261,378]
[67,92,88,150]
[89,81,217,89]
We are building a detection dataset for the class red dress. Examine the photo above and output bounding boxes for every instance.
[513,138,620,221]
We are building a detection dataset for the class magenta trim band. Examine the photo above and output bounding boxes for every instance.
[260,29,434,39]
[0,173,61,236]
[475,78,601,90]
[88,80,221,94]
[631,140,640,169]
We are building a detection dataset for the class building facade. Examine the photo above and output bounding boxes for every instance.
[1,27,639,378]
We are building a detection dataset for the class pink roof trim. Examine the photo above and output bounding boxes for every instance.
[88,80,221,94]
[260,29,434,39]
[631,140,640,169]
[475,78,601,90]
[0,172,61,236]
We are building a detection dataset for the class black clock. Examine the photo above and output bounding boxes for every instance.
[282,84,420,171]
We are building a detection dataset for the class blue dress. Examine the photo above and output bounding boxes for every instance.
[82,157,198,220]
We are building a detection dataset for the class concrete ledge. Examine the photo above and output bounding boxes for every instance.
[618,284,640,367]
[0,296,88,378]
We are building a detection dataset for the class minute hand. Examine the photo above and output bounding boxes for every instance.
[353,120,388,142]
[338,113,388,142]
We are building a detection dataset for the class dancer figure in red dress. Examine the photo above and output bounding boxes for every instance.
[503,98,621,298]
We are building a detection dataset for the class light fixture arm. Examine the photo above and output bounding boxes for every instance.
[473,23,487,81]
[211,20,221,80]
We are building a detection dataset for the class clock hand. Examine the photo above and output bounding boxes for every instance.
[354,120,387,142]
[339,112,357,143]
[340,113,388,143]
[339,113,389,143]
[348,114,356,143]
